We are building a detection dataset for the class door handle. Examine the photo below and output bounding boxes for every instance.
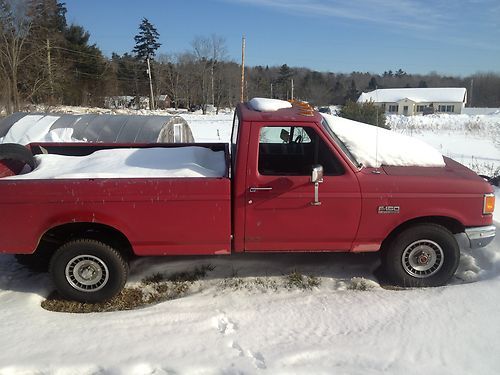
[249,187,273,193]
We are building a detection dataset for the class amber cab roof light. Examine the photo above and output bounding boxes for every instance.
[289,99,316,116]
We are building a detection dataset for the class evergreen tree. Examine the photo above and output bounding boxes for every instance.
[395,68,407,78]
[133,18,161,61]
[418,80,428,88]
[63,24,107,106]
[344,79,359,102]
[339,101,388,129]
[277,64,293,99]
[368,76,378,90]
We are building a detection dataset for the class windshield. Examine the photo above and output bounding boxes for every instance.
[321,118,362,168]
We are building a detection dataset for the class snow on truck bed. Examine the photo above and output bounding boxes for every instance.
[5,146,227,179]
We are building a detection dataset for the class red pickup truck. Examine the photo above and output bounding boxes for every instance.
[0,100,496,302]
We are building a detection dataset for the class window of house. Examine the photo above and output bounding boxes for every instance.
[438,105,455,113]
[258,126,344,176]
[416,105,426,112]
[388,105,398,113]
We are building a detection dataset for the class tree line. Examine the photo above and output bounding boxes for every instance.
[1,0,499,116]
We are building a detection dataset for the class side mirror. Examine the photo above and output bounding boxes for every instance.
[311,164,324,183]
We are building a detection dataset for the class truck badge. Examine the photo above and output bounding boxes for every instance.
[378,206,400,214]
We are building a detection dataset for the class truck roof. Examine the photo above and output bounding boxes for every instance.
[238,100,323,123]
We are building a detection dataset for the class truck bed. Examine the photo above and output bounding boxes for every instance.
[0,143,231,256]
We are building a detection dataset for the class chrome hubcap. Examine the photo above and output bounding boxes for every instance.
[402,240,444,278]
[65,255,109,292]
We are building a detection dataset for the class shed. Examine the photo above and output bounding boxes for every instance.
[0,113,194,145]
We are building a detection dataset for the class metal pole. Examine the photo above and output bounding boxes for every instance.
[240,35,246,102]
[469,79,473,108]
[291,79,294,100]
[147,57,155,110]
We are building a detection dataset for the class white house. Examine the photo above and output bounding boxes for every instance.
[357,87,467,115]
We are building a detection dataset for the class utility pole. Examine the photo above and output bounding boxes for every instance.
[147,57,155,110]
[291,78,294,100]
[47,39,54,100]
[240,35,246,102]
[270,83,273,98]
[469,79,474,107]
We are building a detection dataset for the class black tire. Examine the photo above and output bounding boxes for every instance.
[49,239,128,303]
[0,143,35,170]
[382,224,460,287]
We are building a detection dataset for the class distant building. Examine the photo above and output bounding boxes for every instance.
[157,94,171,109]
[357,88,467,115]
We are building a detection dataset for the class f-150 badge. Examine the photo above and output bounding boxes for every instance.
[378,206,400,214]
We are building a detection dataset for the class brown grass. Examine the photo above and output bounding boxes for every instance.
[41,265,214,313]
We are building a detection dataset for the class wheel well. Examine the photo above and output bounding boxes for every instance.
[36,223,134,259]
[381,216,465,251]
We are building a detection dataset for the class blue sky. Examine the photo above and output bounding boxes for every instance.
[64,0,500,76]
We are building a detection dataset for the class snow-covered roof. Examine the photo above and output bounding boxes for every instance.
[358,88,467,104]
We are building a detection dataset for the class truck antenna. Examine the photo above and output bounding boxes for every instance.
[375,86,380,171]
[240,35,246,102]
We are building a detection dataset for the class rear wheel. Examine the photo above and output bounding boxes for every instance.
[50,239,128,303]
[382,224,460,287]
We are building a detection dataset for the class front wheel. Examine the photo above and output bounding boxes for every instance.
[50,239,128,303]
[382,224,460,287]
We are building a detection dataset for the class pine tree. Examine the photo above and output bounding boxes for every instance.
[368,76,378,90]
[277,64,293,99]
[133,18,161,61]
[133,18,160,109]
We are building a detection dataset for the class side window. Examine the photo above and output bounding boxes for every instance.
[258,126,344,176]
[260,127,311,144]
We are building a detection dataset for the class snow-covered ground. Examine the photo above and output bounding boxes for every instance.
[388,113,500,176]
[0,107,499,374]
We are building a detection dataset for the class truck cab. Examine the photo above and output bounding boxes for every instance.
[232,100,362,253]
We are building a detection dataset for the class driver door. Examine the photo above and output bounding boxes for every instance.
[244,122,361,252]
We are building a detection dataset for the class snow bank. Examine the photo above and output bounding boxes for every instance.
[322,114,445,168]
[463,108,500,116]
[388,113,500,176]
[249,98,292,112]
[6,147,226,179]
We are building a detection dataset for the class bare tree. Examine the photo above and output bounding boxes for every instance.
[191,34,227,114]
[0,0,32,113]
